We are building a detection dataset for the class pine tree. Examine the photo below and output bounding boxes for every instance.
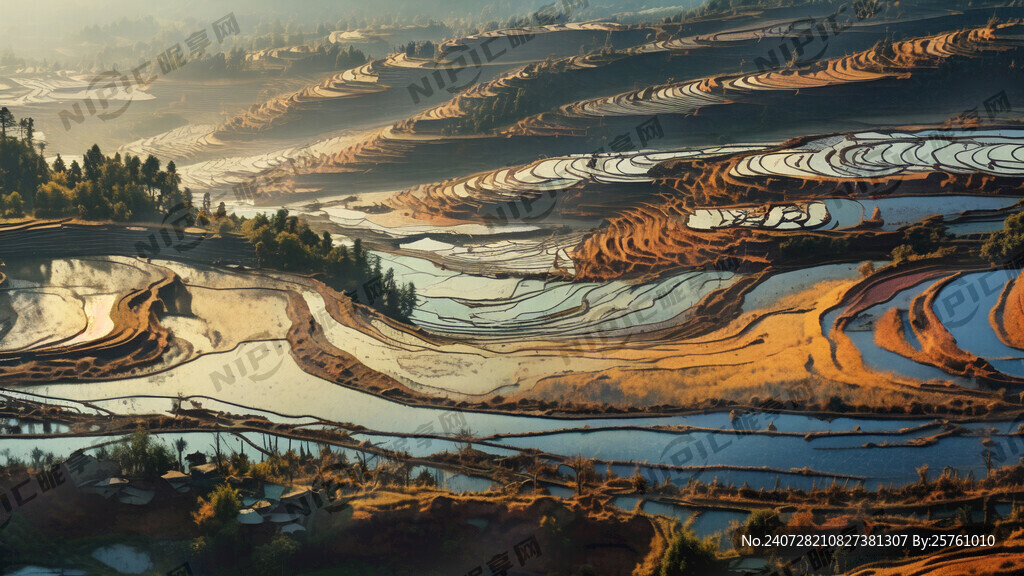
[83,144,104,182]
[141,155,160,196]
[68,161,82,188]
[0,107,13,139]
[18,118,33,144]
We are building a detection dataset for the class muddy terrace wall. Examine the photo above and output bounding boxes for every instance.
[0,222,257,267]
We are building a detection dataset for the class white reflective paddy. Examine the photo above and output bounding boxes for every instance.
[733,130,1024,180]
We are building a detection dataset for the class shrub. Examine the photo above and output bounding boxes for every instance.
[109,428,175,477]
[890,244,916,263]
[193,483,242,533]
[981,211,1024,265]
[413,469,437,487]
[251,534,300,576]
[731,509,784,549]
[0,192,24,218]
[858,261,875,277]
[892,220,949,263]
[631,470,649,494]
[217,217,234,234]
[659,528,720,576]
[229,452,251,476]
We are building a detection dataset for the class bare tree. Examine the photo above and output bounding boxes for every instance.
[561,454,596,497]
[454,427,475,465]
[211,429,224,475]
[526,457,554,494]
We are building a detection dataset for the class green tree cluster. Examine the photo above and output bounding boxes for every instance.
[0,107,198,223]
[981,211,1024,265]
[0,108,416,322]
[890,220,948,263]
[109,428,176,477]
[190,482,245,571]
[0,191,24,218]
[400,40,436,59]
[182,42,368,77]
[250,534,300,576]
[0,107,48,212]
[730,509,784,550]
[779,234,849,261]
[659,527,721,576]
[195,483,243,533]
[240,209,416,321]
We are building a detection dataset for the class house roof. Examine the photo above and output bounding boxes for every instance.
[238,509,264,525]
[190,463,220,476]
[117,486,155,506]
[281,486,312,500]
[267,512,302,523]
